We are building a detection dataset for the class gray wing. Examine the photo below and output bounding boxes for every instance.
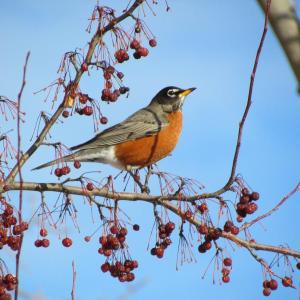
[70,107,168,151]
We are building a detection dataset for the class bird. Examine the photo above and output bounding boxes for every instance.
[33,86,196,171]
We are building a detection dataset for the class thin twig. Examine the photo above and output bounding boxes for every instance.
[15,51,30,300]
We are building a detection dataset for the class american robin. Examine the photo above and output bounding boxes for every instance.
[33,86,196,171]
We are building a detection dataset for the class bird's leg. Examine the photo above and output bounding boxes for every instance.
[142,166,152,194]
[128,170,150,194]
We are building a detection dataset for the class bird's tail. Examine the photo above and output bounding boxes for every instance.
[32,154,74,171]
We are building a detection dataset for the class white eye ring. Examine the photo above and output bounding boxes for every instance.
[167,89,179,97]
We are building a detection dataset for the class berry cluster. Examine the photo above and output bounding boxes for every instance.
[236,188,259,219]
[221,258,232,283]
[98,224,138,282]
[198,226,223,253]
[0,200,28,251]
[223,220,240,235]
[0,273,17,300]
[34,228,50,248]
[54,161,81,178]
[101,259,138,282]
[150,222,175,258]
[262,278,279,296]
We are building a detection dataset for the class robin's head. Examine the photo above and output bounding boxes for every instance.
[150,86,196,112]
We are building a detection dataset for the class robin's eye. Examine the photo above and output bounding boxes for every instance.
[167,89,178,97]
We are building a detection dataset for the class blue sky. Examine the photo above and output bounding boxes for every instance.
[1,1,300,299]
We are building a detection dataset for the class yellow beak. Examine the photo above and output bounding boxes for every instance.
[179,87,197,97]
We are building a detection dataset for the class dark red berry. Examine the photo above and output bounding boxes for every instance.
[133,224,140,231]
[198,203,208,214]
[198,224,208,235]
[40,228,48,237]
[86,182,94,191]
[222,276,230,283]
[269,279,278,290]
[62,110,69,118]
[81,63,88,72]
[100,116,108,125]
[54,168,62,177]
[73,160,81,169]
[42,238,50,247]
[61,166,70,175]
[137,47,149,57]
[156,247,164,258]
[62,237,73,247]
[133,52,141,59]
[263,280,270,288]
[251,191,260,201]
[242,188,249,195]
[296,262,300,270]
[34,239,42,247]
[101,262,110,273]
[106,66,115,74]
[263,288,271,296]
[119,227,128,236]
[110,225,119,234]
[84,236,91,242]
[223,258,232,267]
[231,226,239,235]
[130,39,140,49]
[149,39,157,47]
[117,72,124,79]
[82,106,93,116]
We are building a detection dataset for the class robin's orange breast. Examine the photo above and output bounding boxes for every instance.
[115,111,183,169]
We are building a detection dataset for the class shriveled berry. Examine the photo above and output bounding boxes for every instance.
[133,224,140,231]
[117,72,124,79]
[62,237,73,247]
[282,276,293,287]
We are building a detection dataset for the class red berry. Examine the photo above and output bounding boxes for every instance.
[54,168,62,177]
[223,220,233,232]
[99,235,107,245]
[82,106,93,116]
[101,262,110,273]
[296,262,300,270]
[119,227,128,236]
[62,237,73,247]
[73,160,81,169]
[251,191,260,201]
[81,63,88,72]
[79,94,88,104]
[130,39,140,50]
[240,195,250,204]
[269,279,278,290]
[106,66,115,74]
[136,47,149,57]
[263,288,271,296]
[42,238,50,247]
[282,276,292,287]
[223,258,232,267]
[222,276,230,283]
[231,226,239,235]
[198,224,208,235]
[165,221,175,233]
[117,72,124,79]
[133,224,140,231]
[263,280,270,288]
[184,210,192,219]
[110,225,119,234]
[34,239,42,247]
[149,39,157,47]
[86,182,94,191]
[61,166,70,175]
[62,110,69,118]
[156,247,164,258]
[103,248,112,257]
[40,228,48,237]
[198,203,208,214]
[84,236,91,242]
[100,116,108,125]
